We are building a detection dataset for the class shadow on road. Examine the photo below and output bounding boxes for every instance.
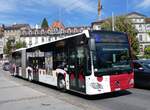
[13,76,132,100]
[134,86,150,91]
[66,90,132,100]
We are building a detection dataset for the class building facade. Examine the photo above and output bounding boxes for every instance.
[20,28,50,47]
[3,24,30,48]
[127,12,150,54]
[21,21,91,48]
[92,12,150,55]
[0,26,4,56]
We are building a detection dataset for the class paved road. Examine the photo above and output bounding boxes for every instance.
[0,69,150,110]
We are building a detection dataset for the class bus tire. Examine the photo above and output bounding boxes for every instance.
[57,75,66,92]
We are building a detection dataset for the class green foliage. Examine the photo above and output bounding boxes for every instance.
[144,46,150,55]
[41,18,49,29]
[143,55,150,59]
[3,45,9,55]
[4,39,26,56]
[101,16,139,56]
[3,39,15,55]
[15,40,26,49]
[148,32,150,37]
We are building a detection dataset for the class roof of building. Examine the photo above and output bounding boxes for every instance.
[91,12,148,26]
[91,19,110,26]
[4,24,30,30]
[127,12,146,17]
[12,24,30,28]
[50,21,65,29]
[145,18,150,23]
[65,26,91,30]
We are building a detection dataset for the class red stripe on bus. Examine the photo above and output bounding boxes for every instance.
[97,77,103,82]
[110,73,133,92]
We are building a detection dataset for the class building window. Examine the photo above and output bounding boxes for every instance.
[42,37,44,42]
[134,19,137,22]
[139,24,142,28]
[35,37,38,44]
[29,41,32,47]
[139,19,143,22]
[49,37,51,41]
[29,37,32,46]
[139,35,143,41]
[132,19,135,22]
[145,45,150,48]
[98,26,101,30]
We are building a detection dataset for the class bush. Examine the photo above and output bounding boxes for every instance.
[144,46,150,55]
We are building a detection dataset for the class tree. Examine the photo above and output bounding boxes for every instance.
[4,39,26,56]
[41,18,49,30]
[148,32,150,37]
[3,39,15,55]
[15,40,26,49]
[144,46,150,55]
[101,16,139,56]
[144,46,150,58]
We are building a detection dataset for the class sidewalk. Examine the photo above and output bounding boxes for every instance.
[0,71,84,110]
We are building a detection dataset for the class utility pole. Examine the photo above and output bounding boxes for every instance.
[98,0,102,21]
[112,12,115,31]
[126,0,128,13]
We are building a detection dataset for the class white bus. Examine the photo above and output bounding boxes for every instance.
[11,30,134,95]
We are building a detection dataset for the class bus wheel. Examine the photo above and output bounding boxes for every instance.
[57,75,66,92]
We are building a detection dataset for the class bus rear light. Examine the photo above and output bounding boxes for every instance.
[90,83,103,90]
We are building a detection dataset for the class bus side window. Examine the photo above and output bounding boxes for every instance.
[69,51,76,66]
[77,47,85,66]
[53,51,66,69]
[76,47,88,75]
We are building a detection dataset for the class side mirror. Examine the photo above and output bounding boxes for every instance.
[89,38,96,51]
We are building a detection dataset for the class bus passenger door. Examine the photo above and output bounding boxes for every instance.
[32,58,39,81]
[69,47,86,93]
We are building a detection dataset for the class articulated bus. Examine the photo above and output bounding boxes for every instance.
[11,30,134,95]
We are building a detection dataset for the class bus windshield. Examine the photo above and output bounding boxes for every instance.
[93,43,132,76]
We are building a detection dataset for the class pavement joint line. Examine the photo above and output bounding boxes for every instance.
[0,78,7,80]
[0,95,47,105]
[0,85,22,90]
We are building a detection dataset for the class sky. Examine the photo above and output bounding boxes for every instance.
[0,0,150,27]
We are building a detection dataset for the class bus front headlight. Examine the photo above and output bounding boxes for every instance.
[90,83,103,89]
[129,79,134,85]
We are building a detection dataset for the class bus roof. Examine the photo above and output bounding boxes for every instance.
[91,30,126,35]
[14,48,26,52]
